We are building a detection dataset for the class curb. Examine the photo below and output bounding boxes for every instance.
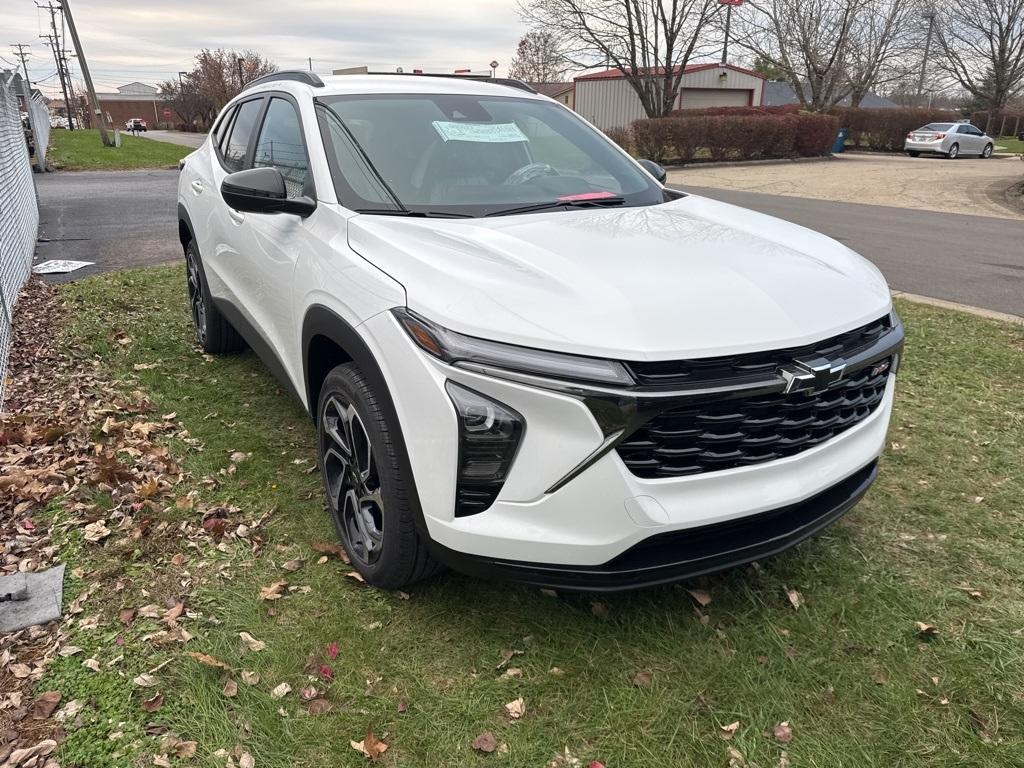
[891,291,1023,325]
[666,155,834,171]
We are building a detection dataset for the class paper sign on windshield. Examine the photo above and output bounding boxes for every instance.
[432,121,528,143]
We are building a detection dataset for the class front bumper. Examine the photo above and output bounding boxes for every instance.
[430,459,877,591]
[361,311,900,580]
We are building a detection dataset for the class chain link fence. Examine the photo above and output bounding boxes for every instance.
[0,71,41,409]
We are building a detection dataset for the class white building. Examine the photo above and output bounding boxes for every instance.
[574,64,767,130]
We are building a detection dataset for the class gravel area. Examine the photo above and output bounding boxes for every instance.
[668,153,1024,220]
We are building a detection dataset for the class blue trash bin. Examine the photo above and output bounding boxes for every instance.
[832,128,849,154]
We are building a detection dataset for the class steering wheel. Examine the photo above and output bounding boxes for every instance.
[503,162,559,185]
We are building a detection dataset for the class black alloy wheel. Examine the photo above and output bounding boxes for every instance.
[321,394,384,566]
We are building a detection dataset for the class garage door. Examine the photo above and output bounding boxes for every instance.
[678,88,752,109]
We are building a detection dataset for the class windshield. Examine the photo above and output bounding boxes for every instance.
[316,93,664,217]
[919,123,953,131]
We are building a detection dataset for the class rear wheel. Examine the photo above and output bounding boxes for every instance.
[946,143,959,159]
[981,143,993,159]
[907,151,920,158]
[185,240,244,353]
[316,363,440,588]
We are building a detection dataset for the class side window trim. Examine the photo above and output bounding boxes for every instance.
[251,91,316,198]
[217,95,265,173]
[215,106,237,155]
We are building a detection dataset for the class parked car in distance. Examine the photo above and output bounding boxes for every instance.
[905,121,993,159]
[125,118,147,132]
[49,115,68,129]
[177,71,904,590]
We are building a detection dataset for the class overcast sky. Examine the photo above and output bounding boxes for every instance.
[3,0,525,97]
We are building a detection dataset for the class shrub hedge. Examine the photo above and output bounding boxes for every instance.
[628,113,837,164]
[831,107,960,151]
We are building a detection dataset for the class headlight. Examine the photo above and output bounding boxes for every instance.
[392,308,634,386]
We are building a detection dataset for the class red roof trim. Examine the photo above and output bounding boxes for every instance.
[574,63,765,82]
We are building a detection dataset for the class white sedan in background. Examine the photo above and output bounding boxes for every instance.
[905,122,994,159]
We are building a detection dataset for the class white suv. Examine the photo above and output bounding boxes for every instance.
[177,71,903,590]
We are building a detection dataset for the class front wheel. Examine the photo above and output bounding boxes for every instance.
[981,143,993,158]
[946,143,959,159]
[907,151,920,158]
[316,363,440,588]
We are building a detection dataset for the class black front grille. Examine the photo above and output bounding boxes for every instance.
[617,363,890,478]
[625,315,891,388]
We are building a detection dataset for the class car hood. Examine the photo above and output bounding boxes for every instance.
[347,195,891,360]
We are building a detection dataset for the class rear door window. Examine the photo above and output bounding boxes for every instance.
[214,105,236,153]
[223,99,263,172]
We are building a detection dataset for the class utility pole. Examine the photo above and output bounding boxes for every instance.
[308,57,312,71]
[237,57,245,87]
[11,43,45,171]
[916,9,936,106]
[38,2,75,129]
[59,0,113,146]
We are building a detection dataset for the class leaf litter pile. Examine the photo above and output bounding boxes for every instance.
[0,279,352,767]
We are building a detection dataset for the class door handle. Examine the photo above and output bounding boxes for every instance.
[228,210,245,225]
[190,180,204,194]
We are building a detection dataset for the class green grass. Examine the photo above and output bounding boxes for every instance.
[48,128,191,170]
[994,136,1024,154]
[43,265,1024,767]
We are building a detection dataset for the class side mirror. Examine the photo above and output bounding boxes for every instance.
[220,167,316,218]
[637,158,667,184]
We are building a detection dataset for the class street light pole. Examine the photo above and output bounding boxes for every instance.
[916,10,936,106]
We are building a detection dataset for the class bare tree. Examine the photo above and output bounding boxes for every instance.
[509,30,570,81]
[731,0,859,111]
[158,77,210,130]
[162,49,277,129]
[936,0,1024,112]
[519,0,719,118]
[845,0,920,107]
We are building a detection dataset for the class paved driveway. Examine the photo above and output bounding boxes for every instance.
[35,169,180,283]
[145,130,207,149]
[668,153,1023,220]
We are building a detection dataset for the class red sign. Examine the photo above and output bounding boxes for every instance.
[162,108,172,119]
[718,0,743,4]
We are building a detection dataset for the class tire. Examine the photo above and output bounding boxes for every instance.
[185,239,245,354]
[907,151,920,158]
[316,363,441,589]
[981,143,993,158]
[946,143,959,159]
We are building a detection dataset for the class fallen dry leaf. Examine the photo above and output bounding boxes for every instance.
[175,741,198,759]
[83,520,111,542]
[687,588,713,607]
[505,696,526,720]
[773,721,793,744]
[31,691,62,720]
[785,588,803,611]
[590,601,609,618]
[271,682,292,699]
[241,670,260,686]
[326,641,340,660]
[351,728,389,761]
[187,651,231,670]
[153,755,171,768]
[134,673,158,687]
[720,721,740,740]
[259,581,288,601]
[140,692,164,712]
[915,621,939,638]
[119,607,136,626]
[162,601,185,625]
[631,670,652,687]
[311,540,350,562]
[472,730,499,753]
[282,558,304,572]
[239,752,255,768]
[223,679,238,698]
[345,570,366,584]
[240,632,266,651]
[83,658,101,672]
[308,699,333,715]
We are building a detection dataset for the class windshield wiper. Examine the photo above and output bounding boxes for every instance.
[485,196,627,217]
[354,208,474,219]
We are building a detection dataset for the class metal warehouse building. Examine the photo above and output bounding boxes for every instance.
[574,64,766,130]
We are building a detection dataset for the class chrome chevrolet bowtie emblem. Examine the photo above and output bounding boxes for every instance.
[779,356,847,394]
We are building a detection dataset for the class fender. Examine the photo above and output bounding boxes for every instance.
[177,202,195,254]
[301,304,433,541]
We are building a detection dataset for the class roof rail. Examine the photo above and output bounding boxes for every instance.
[243,70,325,91]
[365,71,537,94]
